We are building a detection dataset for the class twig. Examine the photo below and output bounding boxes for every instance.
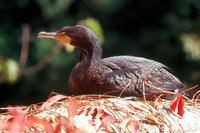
[0,25,64,85]
[194,93,200,106]
[142,66,196,106]
[0,76,6,85]
[145,82,176,95]
[19,24,31,71]
[192,89,200,102]
[143,66,150,103]
[22,44,63,75]
[181,85,198,94]
[1,25,63,85]
[116,81,132,105]
[0,24,31,85]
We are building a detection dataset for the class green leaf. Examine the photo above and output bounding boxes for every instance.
[5,59,20,83]
[78,17,105,44]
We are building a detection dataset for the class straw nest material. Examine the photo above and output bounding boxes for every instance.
[0,94,200,133]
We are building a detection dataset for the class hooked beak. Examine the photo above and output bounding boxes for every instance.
[37,31,71,44]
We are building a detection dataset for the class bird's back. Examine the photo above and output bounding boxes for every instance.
[83,56,185,97]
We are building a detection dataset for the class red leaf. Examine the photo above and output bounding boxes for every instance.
[54,123,62,133]
[170,94,185,118]
[40,94,67,109]
[68,98,78,119]
[127,119,139,132]
[54,115,60,123]
[170,95,178,112]
[98,115,115,131]
[0,120,7,131]
[28,126,40,132]
[101,115,115,126]
[60,116,77,133]
[119,115,139,132]
[178,95,184,117]
[47,115,60,124]
[25,116,53,132]
[88,119,95,126]
[96,108,109,117]
[84,107,115,131]
[119,114,130,128]
[0,106,26,133]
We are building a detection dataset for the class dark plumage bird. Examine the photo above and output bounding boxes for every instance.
[38,25,185,98]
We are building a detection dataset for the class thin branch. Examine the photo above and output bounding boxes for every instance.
[194,92,200,106]
[0,76,6,85]
[144,78,194,104]
[116,81,132,105]
[0,25,65,85]
[22,44,63,75]
[181,85,198,94]
[19,24,31,71]
[192,89,200,102]
[143,66,150,103]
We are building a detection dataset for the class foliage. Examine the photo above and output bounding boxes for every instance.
[0,0,200,105]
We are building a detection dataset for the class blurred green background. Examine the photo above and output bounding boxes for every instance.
[0,0,200,106]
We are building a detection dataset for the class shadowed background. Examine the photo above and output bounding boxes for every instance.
[0,0,200,106]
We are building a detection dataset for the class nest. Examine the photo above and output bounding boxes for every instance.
[0,93,200,133]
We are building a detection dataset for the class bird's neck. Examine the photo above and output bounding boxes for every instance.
[73,42,102,75]
[78,42,102,65]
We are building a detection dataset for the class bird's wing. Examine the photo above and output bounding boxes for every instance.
[87,56,185,96]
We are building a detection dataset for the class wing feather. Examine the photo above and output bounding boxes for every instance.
[87,56,185,96]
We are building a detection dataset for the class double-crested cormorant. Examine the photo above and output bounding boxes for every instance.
[38,25,185,98]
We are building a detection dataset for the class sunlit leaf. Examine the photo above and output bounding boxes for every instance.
[119,115,139,132]
[40,94,67,109]
[5,59,20,83]
[65,43,75,53]
[128,119,139,132]
[78,17,105,44]
[0,106,26,133]
[180,33,200,61]
[68,98,78,119]
[25,116,53,132]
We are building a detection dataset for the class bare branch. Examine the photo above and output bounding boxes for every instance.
[0,76,6,85]
[22,44,63,75]
[19,24,31,71]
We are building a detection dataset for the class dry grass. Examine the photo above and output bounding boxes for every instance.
[0,93,200,133]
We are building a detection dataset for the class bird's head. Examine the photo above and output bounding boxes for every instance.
[37,25,101,52]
